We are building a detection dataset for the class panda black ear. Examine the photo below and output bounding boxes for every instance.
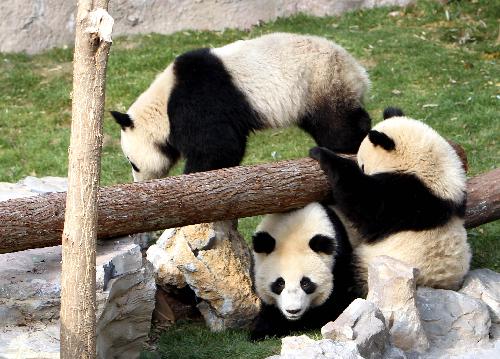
[252,232,276,254]
[383,107,405,119]
[111,111,134,130]
[368,130,395,151]
[309,235,336,255]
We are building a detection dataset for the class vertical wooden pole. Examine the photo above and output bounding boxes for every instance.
[60,1,112,357]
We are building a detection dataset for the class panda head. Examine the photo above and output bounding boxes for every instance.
[111,109,178,182]
[252,203,338,321]
[111,66,179,182]
[357,108,466,202]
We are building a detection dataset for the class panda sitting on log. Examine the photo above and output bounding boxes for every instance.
[111,32,371,180]
[250,108,471,340]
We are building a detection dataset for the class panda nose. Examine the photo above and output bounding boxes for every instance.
[286,309,301,315]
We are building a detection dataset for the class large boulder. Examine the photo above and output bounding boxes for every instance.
[147,221,260,331]
[321,298,388,359]
[416,287,491,350]
[0,238,155,359]
[459,268,500,339]
[269,334,363,359]
[366,256,429,353]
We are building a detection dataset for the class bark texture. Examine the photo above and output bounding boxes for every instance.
[60,1,112,358]
[0,161,498,255]
[465,168,500,228]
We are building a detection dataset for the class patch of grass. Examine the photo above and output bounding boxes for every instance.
[0,0,499,356]
[141,322,281,359]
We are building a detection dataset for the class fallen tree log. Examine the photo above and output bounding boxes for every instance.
[0,160,498,254]
[464,168,500,228]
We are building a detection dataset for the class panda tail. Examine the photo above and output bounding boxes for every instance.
[383,107,405,119]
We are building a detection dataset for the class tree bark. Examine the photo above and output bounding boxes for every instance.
[0,161,498,255]
[60,1,112,358]
[464,168,500,228]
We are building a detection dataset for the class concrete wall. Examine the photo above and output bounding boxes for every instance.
[0,0,414,54]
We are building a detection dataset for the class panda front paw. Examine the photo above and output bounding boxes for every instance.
[309,147,341,184]
[309,146,324,161]
[249,328,270,342]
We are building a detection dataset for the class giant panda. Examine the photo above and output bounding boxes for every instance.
[111,32,371,181]
[250,202,360,341]
[310,107,471,294]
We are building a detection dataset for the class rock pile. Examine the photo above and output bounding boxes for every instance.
[0,177,156,359]
[270,257,500,359]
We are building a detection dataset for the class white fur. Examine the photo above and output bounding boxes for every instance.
[213,33,370,129]
[253,203,336,320]
[121,65,176,181]
[355,217,470,290]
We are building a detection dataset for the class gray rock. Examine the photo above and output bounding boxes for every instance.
[147,221,260,330]
[0,176,67,202]
[0,186,35,202]
[277,335,363,359]
[0,323,60,359]
[19,176,67,193]
[416,287,491,349]
[322,298,388,359]
[96,257,156,359]
[366,256,429,353]
[382,346,407,359]
[459,268,500,339]
[0,235,155,359]
[443,340,500,358]
[0,246,62,326]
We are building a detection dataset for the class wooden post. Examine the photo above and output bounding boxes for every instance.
[60,1,112,358]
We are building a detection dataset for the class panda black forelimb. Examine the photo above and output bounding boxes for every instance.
[311,146,465,244]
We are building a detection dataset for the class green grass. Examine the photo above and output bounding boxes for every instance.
[1,0,499,357]
[140,322,281,359]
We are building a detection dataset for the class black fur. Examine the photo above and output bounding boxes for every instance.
[167,49,264,174]
[157,141,181,165]
[299,105,371,154]
[310,146,466,243]
[111,111,134,130]
[252,232,276,254]
[129,161,140,173]
[383,107,405,119]
[368,130,395,151]
[250,204,360,341]
[309,235,335,255]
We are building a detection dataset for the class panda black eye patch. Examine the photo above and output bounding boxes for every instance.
[271,277,285,295]
[300,277,317,294]
[309,235,335,255]
[252,232,276,254]
[129,161,140,173]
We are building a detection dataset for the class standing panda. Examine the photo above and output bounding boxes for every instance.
[310,107,471,293]
[250,202,360,340]
[111,32,371,181]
